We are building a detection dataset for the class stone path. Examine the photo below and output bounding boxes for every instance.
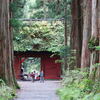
[14,80,60,100]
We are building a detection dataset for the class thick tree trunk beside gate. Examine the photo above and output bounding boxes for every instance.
[71,0,83,68]
[95,0,100,80]
[81,0,91,68]
[89,0,99,80]
[0,0,17,87]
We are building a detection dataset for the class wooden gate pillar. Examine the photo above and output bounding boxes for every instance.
[14,56,21,79]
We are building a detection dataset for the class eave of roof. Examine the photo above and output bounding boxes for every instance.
[14,51,59,57]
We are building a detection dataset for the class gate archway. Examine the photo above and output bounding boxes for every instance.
[14,51,61,80]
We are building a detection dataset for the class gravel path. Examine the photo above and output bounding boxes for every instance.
[14,80,60,100]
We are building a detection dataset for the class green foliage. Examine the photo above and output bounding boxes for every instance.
[13,21,64,51]
[31,9,44,18]
[46,0,72,18]
[93,93,100,100]
[91,63,100,68]
[34,0,43,9]
[22,58,41,73]
[95,46,100,50]
[0,79,16,100]
[21,0,72,19]
[10,0,26,18]
[59,46,71,57]
[59,46,76,69]
[0,79,5,86]
[12,0,73,52]
[10,19,22,29]
[83,93,100,100]
[57,69,100,100]
[88,37,99,51]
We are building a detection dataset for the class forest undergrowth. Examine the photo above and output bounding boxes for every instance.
[57,69,100,100]
[0,79,16,100]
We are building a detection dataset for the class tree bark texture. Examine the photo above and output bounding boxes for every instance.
[90,0,98,70]
[81,0,91,68]
[89,0,99,80]
[95,0,100,80]
[71,0,83,68]
[0,0,17,87]
[63,3,68,70]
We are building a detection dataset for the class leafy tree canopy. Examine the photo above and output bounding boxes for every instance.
[11,0,72,52]
[13,21,64,52]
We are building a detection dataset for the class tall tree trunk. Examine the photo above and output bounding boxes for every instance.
[95,0,100,80]
[63,2,68,70]
[81,0,91,68]
[10,0,19,88]
[0,0,17,87]
[0,0,5,80]
[71,0,83,68]
[89,0,98,79]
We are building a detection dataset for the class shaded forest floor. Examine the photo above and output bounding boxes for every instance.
[14,80,60,100]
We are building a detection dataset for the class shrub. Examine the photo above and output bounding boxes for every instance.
[0,79,16,100]
[57,69,100,100]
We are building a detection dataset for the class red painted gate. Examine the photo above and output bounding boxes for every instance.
[14,51,61,80]
[41,57,61,79]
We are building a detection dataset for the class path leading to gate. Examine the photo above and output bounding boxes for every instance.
[14,80,60,100]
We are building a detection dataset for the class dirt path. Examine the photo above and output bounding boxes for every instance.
[14,80,60,100]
